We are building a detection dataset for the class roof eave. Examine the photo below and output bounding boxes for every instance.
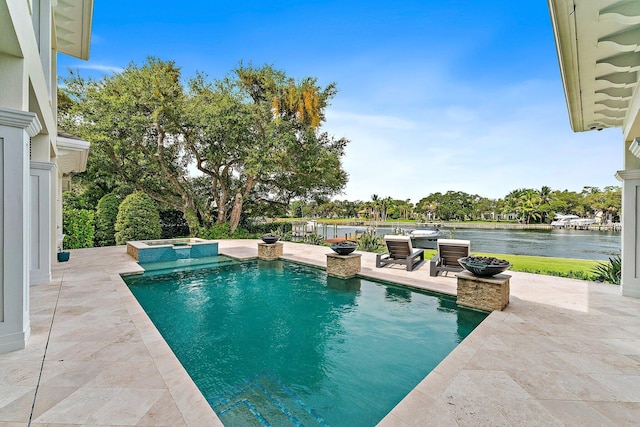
[548,0,586,132]
[57,135,90,174]
[54,0,93,60]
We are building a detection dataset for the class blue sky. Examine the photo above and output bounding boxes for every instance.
[58,0,621,203]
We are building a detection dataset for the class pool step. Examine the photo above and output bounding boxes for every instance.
[210,372,328,427]
[139,255,239,276]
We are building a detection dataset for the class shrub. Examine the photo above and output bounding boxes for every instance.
[63,208,95,249]
[357,229,385,252]
[62,190,94,210]
[303,233,326,245]
[94,193,121,246]
[592,255,621,285]
[198,222,251,239]
[231,227,250,239]
[269,225,293,241]
[114,192,162,245]
[199,223,231,239]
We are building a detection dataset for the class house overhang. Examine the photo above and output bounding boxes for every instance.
[57,133,90,175]
[548,0,640,140]
[53,0,93,60]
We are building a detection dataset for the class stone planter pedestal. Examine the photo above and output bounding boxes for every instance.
[326,253,361,278]
[456,270,510,311]
[258,242,283,260]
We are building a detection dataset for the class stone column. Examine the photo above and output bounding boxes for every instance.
[258,242,283,260]
[30,161,55,285]
[615,169,640,298]
[456,271,510,312]
[0,107,42,353]
[326,253,362,278]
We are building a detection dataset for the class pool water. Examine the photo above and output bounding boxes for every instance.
[124,260,488,426]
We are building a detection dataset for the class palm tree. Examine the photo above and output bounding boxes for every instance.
[380,197,392,222]
[517,190,542,224]
[370,194,380,223]
[538,186,553,222]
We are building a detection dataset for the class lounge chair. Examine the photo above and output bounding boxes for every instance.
[430,239,470,276]
[376,235,425,271]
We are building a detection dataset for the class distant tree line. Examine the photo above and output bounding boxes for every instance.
[288,186,621,224]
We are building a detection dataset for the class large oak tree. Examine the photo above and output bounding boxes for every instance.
[61,58,348,233]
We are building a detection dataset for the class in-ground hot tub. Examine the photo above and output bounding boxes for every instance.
[126,238,218,263]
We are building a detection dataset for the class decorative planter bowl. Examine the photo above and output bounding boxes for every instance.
[57,251,70,262]
[458,256,511,277]
[260,235,281,244]
[330,241,358,255]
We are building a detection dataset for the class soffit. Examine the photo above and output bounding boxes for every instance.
[57,133,90,174]
[54,0,93,60]
[549,0,640,132]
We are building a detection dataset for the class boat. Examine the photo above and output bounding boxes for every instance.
[291,220,318,237]
[550,214,596,229]
[409,228,443,249]
[305,220,317,233]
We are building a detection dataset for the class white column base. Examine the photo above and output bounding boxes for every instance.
[0,329,31,354]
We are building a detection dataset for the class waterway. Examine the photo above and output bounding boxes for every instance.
[318,225,620,261]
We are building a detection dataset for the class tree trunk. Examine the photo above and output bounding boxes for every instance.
[229,193,243,233]
[228,175,255,233]
[218,184,228,224]
[216,166,230,224]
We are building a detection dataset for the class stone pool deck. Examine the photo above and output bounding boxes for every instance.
[1,239,639,426]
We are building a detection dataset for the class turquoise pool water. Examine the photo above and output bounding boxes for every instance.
[124,260,488,426]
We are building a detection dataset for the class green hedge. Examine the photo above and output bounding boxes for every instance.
[115,192,162,245]
[63,208,95,249]
[94,193,121,246]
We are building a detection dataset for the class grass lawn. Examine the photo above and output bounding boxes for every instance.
[422,249,601,280]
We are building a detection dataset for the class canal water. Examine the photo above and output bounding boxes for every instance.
[320,225,620,261]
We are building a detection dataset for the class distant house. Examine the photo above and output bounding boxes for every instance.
[497,213,517,221]
[0,1,93,353]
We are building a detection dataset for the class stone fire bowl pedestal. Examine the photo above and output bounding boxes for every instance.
[326,252,362,278]
[456,270,510,312]
[258,242,283,260]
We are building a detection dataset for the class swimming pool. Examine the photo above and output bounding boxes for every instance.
[124,259,487,426]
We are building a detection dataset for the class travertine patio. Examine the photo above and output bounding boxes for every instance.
[1,240,639,426]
